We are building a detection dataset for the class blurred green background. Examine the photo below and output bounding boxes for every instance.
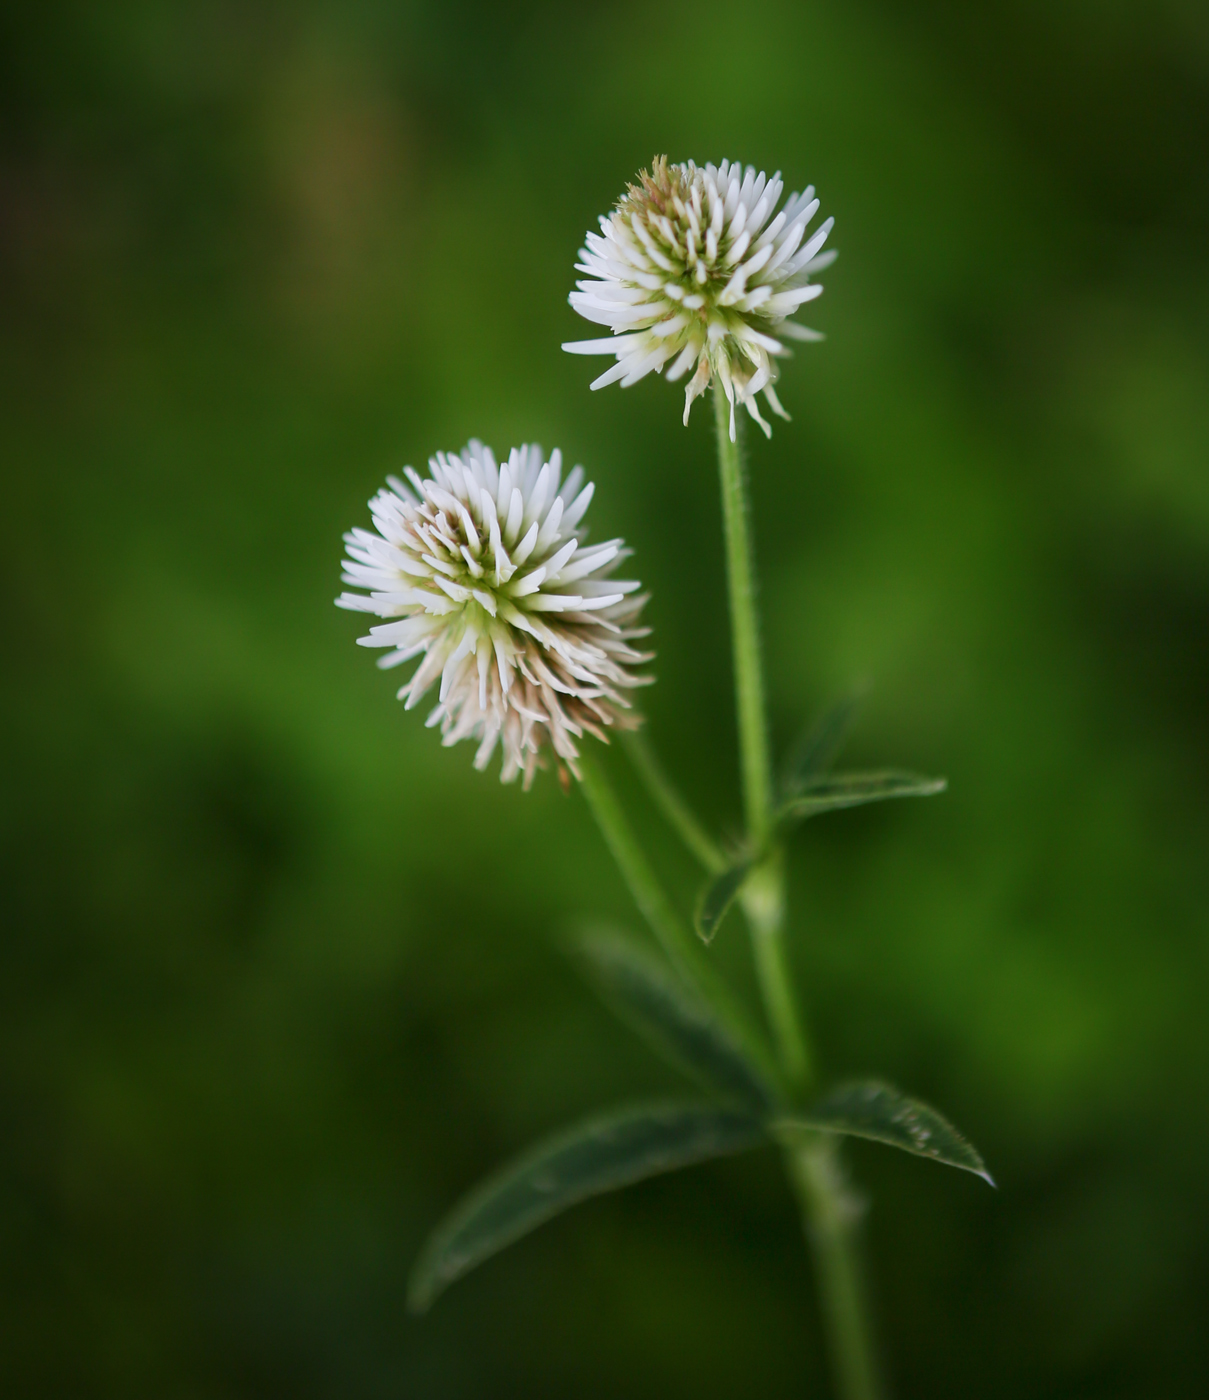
[3,1,1208,1395]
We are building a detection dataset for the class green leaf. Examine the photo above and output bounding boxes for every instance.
[694,859,752,944]
[780,692,864,798]
[777,770,946,825]
[408,1102,765,1311]
[577,930,777,1112]
[779,1081,994,1184]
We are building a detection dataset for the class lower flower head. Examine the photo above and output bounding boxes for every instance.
[563,157,835,440]
[337,442,651,787]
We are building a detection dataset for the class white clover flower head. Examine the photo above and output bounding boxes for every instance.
[563,157,835,441]
[337,442,651,788]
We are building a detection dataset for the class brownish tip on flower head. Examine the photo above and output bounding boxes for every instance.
[564,158,835,440]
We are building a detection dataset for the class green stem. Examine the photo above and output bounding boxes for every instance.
[622,730,726,874]
[714,382,773,849]
[740,855,810,1088]
[577,753,781,1094]
[787,1138,884,1400]
[578,752,699,974]
[712,380,883,1400]
[714,382,808,1084]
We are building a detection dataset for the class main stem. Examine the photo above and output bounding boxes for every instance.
[714,385,773,848]
[789,1140,884,1400]
[713,386,808,1083]
[712,381,883,1400]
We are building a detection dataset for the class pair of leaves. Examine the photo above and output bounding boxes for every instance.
[408,932,992,1311]
[409,1082,991,1311]
[693,695,946,943]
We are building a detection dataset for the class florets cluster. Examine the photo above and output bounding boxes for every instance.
[337,442,650,786]
[563,157,834,439]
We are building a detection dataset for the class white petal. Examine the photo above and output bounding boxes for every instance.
[562,334,644,356]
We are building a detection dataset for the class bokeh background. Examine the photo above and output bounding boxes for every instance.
[3,1,1209,1395]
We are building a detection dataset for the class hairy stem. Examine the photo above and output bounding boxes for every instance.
[713,382,773,849]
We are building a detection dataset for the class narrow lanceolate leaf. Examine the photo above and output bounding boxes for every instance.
[777,771,946,826]
[778,1081,994,1185]
[780,693,864,798]
[408,1103,765,1311]
[695,860,752,944]
[577,931,777,1112]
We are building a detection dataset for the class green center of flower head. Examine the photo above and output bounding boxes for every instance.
[618,157,749,307]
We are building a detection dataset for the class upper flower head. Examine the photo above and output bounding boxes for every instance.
[337,442,650,788]
[563,157,835,441]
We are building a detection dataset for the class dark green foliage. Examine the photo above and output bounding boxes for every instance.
[777,772,947,827]
[780,693,864,797]
[694,860,753,944]
[576,930,777,1112]
[409,1103,765,1310]
[781,1082,993,1185]
[4,0,1209,1396]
